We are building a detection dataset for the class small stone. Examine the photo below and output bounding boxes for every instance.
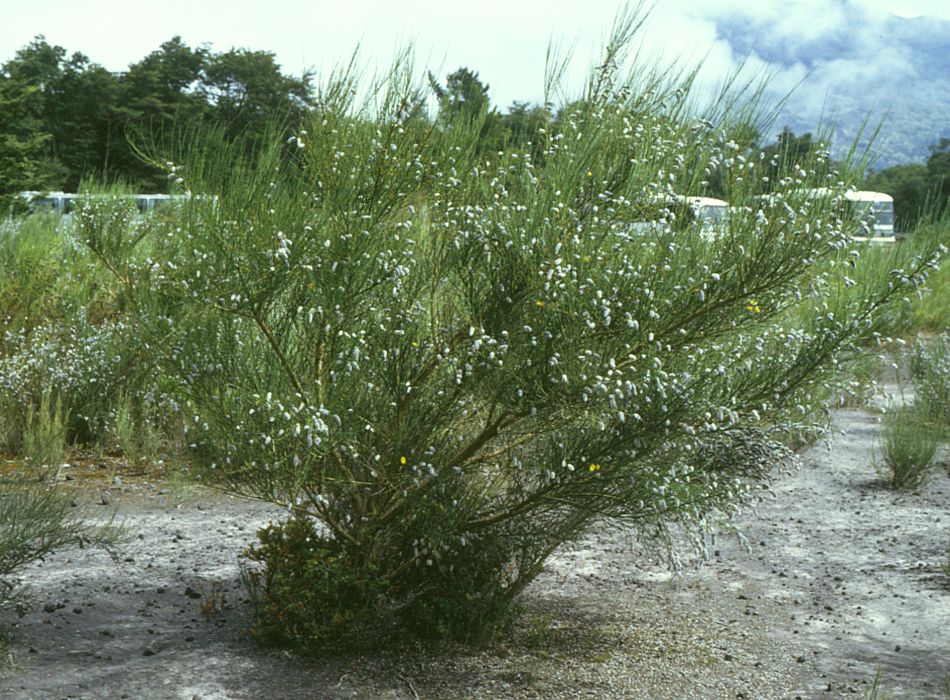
[43,602,58,613]
[184,587,202,599]
[894,644,901,652]
[796,655,806,663]
[112,475,122,486]
[142,646,156,657]
[73,607,82,614]
[100,490,111,505]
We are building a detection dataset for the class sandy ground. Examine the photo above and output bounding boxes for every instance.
[1,385,948,700]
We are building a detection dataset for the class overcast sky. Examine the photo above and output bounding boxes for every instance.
[2,0,948,110]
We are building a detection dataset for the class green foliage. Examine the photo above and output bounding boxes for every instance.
[201,48,315,141]
[0,34,315,195]
[0,475,120,612]
[908,332,950,430]
[83,16,946,648]
[0,200,171,456]
[22,389,66,473]
[111,392,164,471]
[878,404,941,490]
[865,139,950,232]
[242,516,386,650]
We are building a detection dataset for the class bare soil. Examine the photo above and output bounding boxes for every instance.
[1,384,948,699]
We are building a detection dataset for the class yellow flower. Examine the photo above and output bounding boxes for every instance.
[589,463,601,473]
[400,456,407,465]
[582,255,591,263]
[586,170,593,177]
[535,300,545,308]
[745,299,761,314]
[411,341,419,348]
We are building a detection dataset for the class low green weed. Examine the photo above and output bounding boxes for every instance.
[0,476,122,613]
[864,672,894,700]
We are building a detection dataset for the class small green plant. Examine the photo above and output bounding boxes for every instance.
[864,671,894,700]
[22,389,66,475]
[878,404,941,489]
[242,516,387,650]
[523,613,555,648]
[0,476,122,613]
[112,392,163,473]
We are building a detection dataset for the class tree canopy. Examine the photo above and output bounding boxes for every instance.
[0,35,316,194]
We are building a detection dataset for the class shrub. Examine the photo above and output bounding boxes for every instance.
[878,405,941,490]
[0,314,130,447]
[242,516,387,649]
[0,475,120,613]
[0,204,148,450]
[85,18,948,648]
[908,333,950,431]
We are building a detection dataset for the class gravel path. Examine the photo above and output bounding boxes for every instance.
[1,389,948,699]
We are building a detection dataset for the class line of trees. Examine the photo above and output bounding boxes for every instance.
[0,38,555,198]
[0,35,316,193]
[2,34,947,228]
[865,138,950,230]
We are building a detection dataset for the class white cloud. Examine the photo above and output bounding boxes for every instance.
[0,0,945,121]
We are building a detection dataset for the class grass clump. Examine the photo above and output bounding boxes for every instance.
[878,404,941,489]
[22,389,67,475]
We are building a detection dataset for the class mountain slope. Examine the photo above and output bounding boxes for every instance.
[715,10,950,168]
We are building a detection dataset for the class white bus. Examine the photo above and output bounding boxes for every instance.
[628,194,730,240]
[758,188,897,244]
[845,190,895,243]
[20,192,181,214]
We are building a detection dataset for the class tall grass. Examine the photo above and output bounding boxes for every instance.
[22,389,67,474]
[878,404,941,489]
